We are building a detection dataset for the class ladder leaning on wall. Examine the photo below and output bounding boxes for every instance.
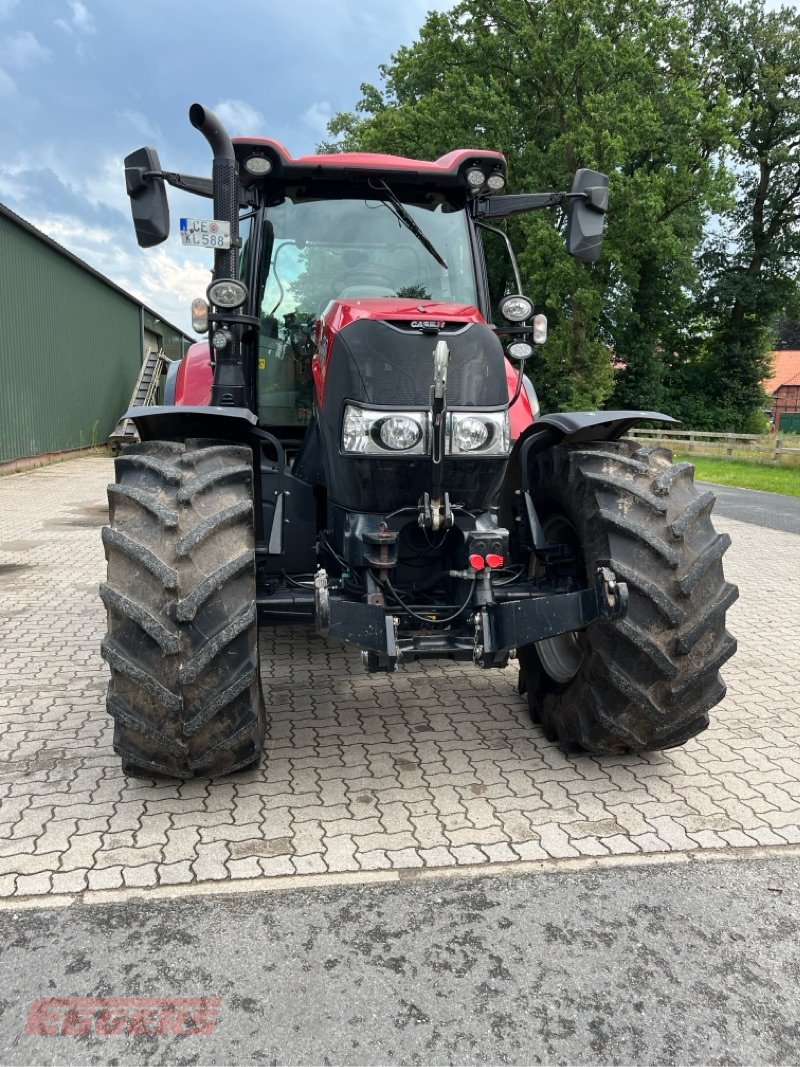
[108,347,170,449]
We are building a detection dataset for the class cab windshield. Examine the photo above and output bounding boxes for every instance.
[253,194,478,427]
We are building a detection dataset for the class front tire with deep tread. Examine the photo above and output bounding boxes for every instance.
[517,440,738,753]
[101,439,265,778]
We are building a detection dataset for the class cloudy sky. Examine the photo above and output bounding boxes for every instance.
[0,0,450,335]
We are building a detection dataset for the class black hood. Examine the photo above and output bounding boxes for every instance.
[314,319,509,513]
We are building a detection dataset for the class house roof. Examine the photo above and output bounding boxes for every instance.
[765,351,800,394]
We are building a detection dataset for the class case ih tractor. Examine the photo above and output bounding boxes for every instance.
[101,102,737,778]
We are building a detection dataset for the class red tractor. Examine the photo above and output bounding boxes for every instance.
[101,103,737,777]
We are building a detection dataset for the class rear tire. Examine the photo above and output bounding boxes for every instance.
[101,439,265,778]
[518,440,738,753]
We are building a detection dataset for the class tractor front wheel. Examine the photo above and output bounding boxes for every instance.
[518,440,738,753]
[101,439,265,778]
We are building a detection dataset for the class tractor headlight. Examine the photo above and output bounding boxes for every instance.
[450,411,510,455]
[342,406,427,455]
[377,415,423,451]
[341,406,510,456]
[453,416,489,451]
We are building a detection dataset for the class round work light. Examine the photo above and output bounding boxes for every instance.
[465,166,486,188]
[244,155,272,176]
[498,294,534,322]
[207,279,248,309]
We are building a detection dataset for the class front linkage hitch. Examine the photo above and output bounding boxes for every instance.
[314,564,627,673]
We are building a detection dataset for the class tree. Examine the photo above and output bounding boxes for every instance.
[776,316,800,350]
[328,0,730,413]
[682,0,800,431]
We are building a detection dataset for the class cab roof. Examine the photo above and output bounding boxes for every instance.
[232,138,507,193]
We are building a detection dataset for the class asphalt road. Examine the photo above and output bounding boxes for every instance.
[699,480,800,534]
[1,855,799,1066]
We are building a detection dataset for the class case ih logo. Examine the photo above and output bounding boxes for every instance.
[26,998,221,1038]
[410,320,446,330]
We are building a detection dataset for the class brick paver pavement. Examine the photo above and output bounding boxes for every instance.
[0,456,798,900]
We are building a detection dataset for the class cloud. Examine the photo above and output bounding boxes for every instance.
[212,99,265,136]
[82,155,133,217]
[303,100,333,136]
[0,0,19,17]
[118,108,161,142]
[0,65,15,97]
[31,214,115,250]
[56,0,95,35]
[70,0,94,31]
[127,249,210,311]
[0,148,130,223]
[4,31,50,70]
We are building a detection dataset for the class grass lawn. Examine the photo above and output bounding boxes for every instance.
[675,455,800,496]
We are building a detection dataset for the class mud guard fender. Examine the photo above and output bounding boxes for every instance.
[498,409,679,525]
[121,404,257,443]
[525,409,678,445]
[510,410,677,485]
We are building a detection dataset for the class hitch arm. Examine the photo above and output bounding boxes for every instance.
[484,567,628,658]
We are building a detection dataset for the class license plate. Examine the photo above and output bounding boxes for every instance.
[179,218,231,249]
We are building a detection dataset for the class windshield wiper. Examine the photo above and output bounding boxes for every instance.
[375,179,448,271]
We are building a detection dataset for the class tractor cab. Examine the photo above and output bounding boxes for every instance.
[231,139,516,438]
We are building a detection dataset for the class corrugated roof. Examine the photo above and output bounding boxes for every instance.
[764,350,800,394]
[0,201,192,344]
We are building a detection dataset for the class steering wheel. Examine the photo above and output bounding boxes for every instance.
[330,268,400,295]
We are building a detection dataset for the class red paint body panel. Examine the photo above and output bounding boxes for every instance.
[506,362,534,439]
[175,342,212,406]
[320,297,486,334]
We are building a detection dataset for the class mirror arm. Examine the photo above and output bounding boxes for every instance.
[480,188,608,220]
[158,170,214,199]
[135,169,256,207]
[478,192,566,219]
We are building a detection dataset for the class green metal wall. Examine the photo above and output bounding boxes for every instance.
[143,310,187,363]
[0,211,144,462]
[0,210,191,464]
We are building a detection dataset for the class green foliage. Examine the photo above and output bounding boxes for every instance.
[776,316,800,350]
[325,0,800,428]
[677,0,800,431]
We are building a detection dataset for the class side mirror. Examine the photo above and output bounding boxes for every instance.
[124,147,170,248]
[566,169,609,263]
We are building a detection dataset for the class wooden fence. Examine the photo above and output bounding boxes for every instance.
[624,427,800,466]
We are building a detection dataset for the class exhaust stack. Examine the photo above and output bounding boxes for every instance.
[189,103,245,407]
